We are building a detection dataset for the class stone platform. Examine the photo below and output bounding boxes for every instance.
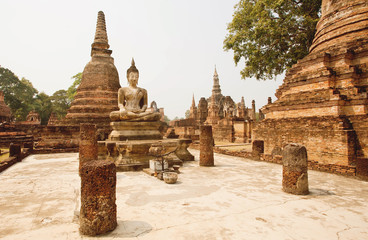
[109,121,163,141]
[1,151,368,239]
[98,138,194,171]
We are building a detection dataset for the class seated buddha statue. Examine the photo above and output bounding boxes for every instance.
[110,59,161,122]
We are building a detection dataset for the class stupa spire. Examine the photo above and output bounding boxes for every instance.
[192,94,196,107]
[212,65,221,97]
[91,11,110,56]
[241,96,245,107]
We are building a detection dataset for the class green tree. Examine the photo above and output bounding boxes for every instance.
[0,67,38,120]
[34,92,52,125]
[163,115,170,124]
[224,0,321,80]
[51,90,71,119]
[67,72,82,102]
[185,110,190,119]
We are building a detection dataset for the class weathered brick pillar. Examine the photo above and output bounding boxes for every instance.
[199,125,214,166]
[356,158,368,181]
[79,123,98,172]
[252,140,264,158]
[9,143,21,159]
[80,160,117,236]
[282,144,309,195]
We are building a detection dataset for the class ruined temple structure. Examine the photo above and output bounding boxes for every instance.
[171,67,257,143]
[47,113,58,126]
[33,11,121,152]
[24,111,41,124]
[254,0,368,177]
[0,91,11,123]
[60,11,121,135]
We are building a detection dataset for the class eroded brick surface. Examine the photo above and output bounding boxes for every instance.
[200,125,214,166]
[254,0,368,176]
[80,159,117,236]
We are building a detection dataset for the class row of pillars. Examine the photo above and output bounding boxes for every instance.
[199,125,309,195]
[79,124,308,236]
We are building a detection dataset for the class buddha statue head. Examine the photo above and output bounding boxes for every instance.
[127,58,139,87]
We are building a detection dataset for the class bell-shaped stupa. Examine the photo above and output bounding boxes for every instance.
[62,11,121,128]
[254,0,368,175]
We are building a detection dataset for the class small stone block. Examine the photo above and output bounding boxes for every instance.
[282,144,309,195]
[9,143,21,158]
[149,159,168,171]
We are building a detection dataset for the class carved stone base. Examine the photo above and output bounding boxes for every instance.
[109,121,163,141]
[98,139,194,171]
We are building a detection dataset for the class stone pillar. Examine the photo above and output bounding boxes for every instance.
[80,160,117,236]
[9,143,21,159]
[199,125,214,166]
[79,123,98,172]
[356,158,368,181]
[252,140,264,158]
[282,144,309,195]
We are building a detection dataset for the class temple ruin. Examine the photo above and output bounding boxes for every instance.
[254,0,368,178]
[35,11,122,151]
[62,11,120,129]
[171,67,257,143]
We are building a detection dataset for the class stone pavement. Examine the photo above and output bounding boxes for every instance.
[0,150,367,240]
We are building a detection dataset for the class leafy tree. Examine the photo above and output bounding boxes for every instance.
[34,92,52,125]
[0,67,38,120]
[163,115,170,124]
[51,90,71,119]
[67,72,82,102]
[185,110,190,119]
[224,0,321,80]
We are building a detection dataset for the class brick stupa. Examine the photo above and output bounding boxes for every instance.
[254,0,368,176]
[61,11,120,129]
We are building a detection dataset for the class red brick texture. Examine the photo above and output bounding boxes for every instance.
[80,159,117,236]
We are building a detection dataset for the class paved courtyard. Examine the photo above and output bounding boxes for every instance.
[0,150,367,240]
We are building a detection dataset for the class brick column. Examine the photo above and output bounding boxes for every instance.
[356,158,368,181]
[252,140,264,158]
[79,124,98,172]
[80,160,117,236]
[9,143,21,159]
[199,125,214,166]
[282,144,309,195]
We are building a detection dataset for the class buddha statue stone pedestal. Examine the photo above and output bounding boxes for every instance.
[109,121,163,141]
[98,59,194,171]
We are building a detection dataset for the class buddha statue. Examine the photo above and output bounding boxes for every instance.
[110,59,161,122]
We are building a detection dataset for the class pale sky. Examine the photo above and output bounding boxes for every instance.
[1,0,283,119]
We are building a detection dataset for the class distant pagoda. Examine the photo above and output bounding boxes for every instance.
[62,11,121,128]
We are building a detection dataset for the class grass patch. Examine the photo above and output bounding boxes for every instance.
[0,153,9,162]
[0,148,9,162]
